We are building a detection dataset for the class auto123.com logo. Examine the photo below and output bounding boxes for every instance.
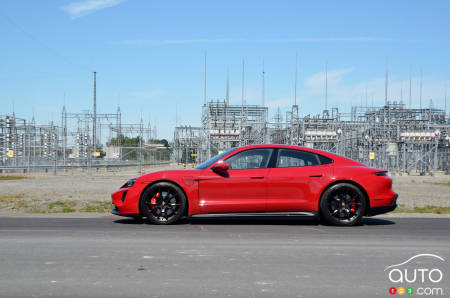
[385,254,445,296]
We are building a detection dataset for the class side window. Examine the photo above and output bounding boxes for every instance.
[318,154,334,165]
[226,149,272,170]
[276,149,320,167]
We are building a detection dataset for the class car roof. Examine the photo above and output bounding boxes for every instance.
[232,144,356,163]
[236,144,329,155]
[213,144,364,168]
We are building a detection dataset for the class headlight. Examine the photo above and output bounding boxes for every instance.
[121,178,136,188]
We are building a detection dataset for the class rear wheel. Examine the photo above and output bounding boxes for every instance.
[140,182,186,225]
[319,183,366,226]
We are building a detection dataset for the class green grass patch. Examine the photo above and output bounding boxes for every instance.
[424,181,450,186]
[79,201,114,213]
[26,207,48,214]
[1,196,112,214]
[0,175,28,181]
[47,200,77,213]
[0,194,26,201]
[0,194,30,210]
[393,205,450,214]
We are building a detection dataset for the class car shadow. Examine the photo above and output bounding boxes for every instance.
[113,216,395,226]
[359,217,396,226]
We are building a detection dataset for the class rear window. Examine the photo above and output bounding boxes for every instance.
[276,149,320,167]
[275,149,334,168]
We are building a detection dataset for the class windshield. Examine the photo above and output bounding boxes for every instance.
[195,148,237,170]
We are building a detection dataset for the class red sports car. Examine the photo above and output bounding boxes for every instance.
[111,144,397,226]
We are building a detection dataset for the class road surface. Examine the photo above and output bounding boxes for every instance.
[0,216,448,297]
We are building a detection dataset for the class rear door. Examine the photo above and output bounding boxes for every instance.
[266,149,325,212]
[198,148,273,214]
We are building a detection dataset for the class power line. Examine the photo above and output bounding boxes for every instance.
[0,11,92,72]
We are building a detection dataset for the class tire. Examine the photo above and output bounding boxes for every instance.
[319,183,366,226]
[140,182,187,225]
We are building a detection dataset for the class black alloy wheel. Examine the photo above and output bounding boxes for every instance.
[319,183,366,226]
[140,182,186,225]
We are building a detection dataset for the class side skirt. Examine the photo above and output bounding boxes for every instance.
[190,211,318,218]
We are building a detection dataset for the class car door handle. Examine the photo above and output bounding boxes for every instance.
[250,177,265,179]
[309,174,323,178]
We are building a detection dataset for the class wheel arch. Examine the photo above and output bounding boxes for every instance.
[318,180,370,215]
[139,180,190,217]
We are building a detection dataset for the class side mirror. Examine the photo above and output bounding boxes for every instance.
[212,161,229,172]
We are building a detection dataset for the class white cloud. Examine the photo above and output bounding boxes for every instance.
[305,68,354,90]
[117,37,401,46]
[61,0,127,19]
[121,38,246,45]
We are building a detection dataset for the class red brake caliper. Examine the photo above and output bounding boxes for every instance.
[150,192,159,210]
[351,198,356,212]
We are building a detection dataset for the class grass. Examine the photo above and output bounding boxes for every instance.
[27,200,113,213]
[0,175,28,181]
[0,194,28,210]
[47,200,77,213]
[0,194,26,201]
[393,205,450,214]
[1,195,112,214]
[79,201,114,213]
[423,181,450,186]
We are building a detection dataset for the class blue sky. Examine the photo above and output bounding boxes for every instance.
[1,0,449,140]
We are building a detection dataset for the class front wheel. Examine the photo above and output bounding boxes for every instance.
[319,183,366,226]
[140,182,187,225]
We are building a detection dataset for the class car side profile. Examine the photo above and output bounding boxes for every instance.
[111,144,397,226]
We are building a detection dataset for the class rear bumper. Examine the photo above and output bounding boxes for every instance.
[111,208,140,218]
[367,193,398,216]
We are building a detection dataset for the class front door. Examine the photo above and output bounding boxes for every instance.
[198,148,273,214]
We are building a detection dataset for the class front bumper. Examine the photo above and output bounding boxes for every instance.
[111,207,140,218]
[367,193,398,216]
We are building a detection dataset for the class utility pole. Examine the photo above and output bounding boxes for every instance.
[400,81,403,103]
[62,105,67,167]
[203,52,207,106]
[93,71,97,153]
[365,83,368,107]
[409,65,412,109]
[226,67,230,105]
[445,85,447,118]
[385,55,388,106]
[241,59,245,145]
[325,61,328,110]
[294,53,298,106]
[241,59,245,107]
[262,59,265,107]
[420,69,423,109]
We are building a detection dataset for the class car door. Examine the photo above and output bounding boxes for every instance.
[266,149,325,212]
[198,148,273,214]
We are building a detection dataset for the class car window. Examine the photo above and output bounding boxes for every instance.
[276,149,320,167]
[225,149,272,170]
[318,154,334,165]
[195,147,237,169]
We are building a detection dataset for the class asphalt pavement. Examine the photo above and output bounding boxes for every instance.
[0,216,449,298]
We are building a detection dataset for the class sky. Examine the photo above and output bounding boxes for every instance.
[1,0,450,140]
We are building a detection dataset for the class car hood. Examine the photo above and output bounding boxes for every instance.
[136,169,203,183]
